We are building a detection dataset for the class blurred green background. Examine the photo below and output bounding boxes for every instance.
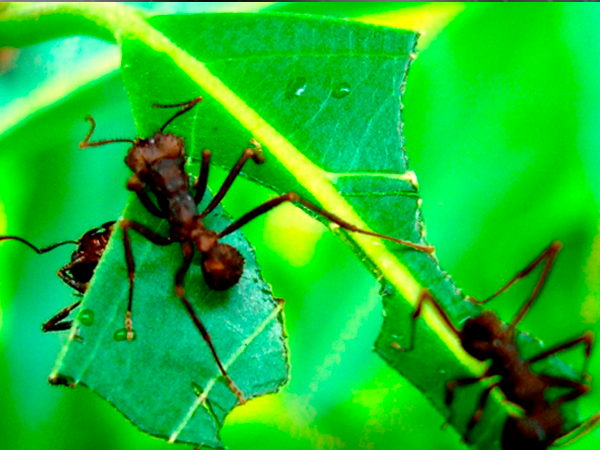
[1,2,599,449]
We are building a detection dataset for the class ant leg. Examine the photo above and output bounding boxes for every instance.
[469,242,561,330]
[194,149,211,205]
[57,259,89,294]
[41,299,82,332]
[134,190,168,219]
[79,116,135,149]
[199,140,265,218]
[528,331,594,377]
[217,192,435,253]
[554,411,600,447]
[400,289,460,352]
[538,375,590,406]
[120,219,173,341]
[461,381,501,443]
[154,96,203,133]
[174,241,246,404]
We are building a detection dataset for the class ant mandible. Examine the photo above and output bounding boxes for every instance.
[79,96,435,404]
[400,241,596,449]
[0,222,114,332]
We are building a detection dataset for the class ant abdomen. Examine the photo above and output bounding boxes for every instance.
[201,244,245,291]
[502,411,562,450]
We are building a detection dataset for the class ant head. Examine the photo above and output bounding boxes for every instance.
[201,243,245,291]
[461,310,503,360]
[125,133,185,175]
[502,412,561,450]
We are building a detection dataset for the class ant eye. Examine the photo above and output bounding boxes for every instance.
[201,244,245,290]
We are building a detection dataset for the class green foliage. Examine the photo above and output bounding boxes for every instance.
[0,3,599,450]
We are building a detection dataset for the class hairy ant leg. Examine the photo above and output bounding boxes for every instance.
[174,241,245,404]
[469,242,561,330]
[120,219,173,341]
[217,192,435,253]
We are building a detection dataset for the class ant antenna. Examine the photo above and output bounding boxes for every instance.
[153,96,203,133]
[0,236,78,254]
[79,116,136,149]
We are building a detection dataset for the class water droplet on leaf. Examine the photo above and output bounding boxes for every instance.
[331,81,351,99]
[79,309,95,326]
[285,77,307,99]
[113,328,137,342]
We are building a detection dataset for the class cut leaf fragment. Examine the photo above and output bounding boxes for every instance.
[51,196,289,448]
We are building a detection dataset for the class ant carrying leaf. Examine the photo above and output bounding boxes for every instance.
[80,96,434,404]
[400,241,596,449]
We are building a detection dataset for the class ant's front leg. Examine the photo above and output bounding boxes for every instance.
[217,192,434,253]
[120,219,173,341]
[57,259,88,294]
[41,299,82,333]
[135,190,169,219]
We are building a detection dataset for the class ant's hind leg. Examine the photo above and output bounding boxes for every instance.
[42,300,82,333]
[120,219,173,341]
[217,192,434,253]
[538,375,591,406]
[528,331,594,378]
[174,241,246,404]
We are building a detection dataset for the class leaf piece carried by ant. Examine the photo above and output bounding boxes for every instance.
[50,197,289,449]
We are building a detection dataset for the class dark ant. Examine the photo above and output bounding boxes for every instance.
[0,221,114,332]
[400,241,596,449]
[79,96,435,404]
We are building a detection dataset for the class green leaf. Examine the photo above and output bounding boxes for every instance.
[51,195,288,448]
[116,11,590,449]
[2,3,595,449]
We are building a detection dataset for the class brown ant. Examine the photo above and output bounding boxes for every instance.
[79,96,435,404]
[0,221,114,332]
[400,241,596,449]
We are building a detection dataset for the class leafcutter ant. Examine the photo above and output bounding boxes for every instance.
[0,221,114,332]
[400,241,596,449]
[80,96,435,404]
